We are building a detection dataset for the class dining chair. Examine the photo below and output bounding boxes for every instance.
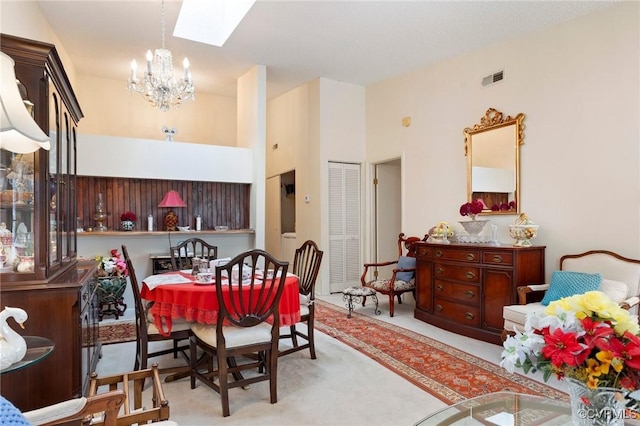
[170,238,218,271]
[121,245,193,377]
[189,249,289,417]
[279,240,323,359]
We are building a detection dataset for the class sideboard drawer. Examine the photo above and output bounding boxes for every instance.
[431,248,480,263]
[434,298,481,327]
[433,263,481,283]
[434,280,480,304]
[483,251,513,266]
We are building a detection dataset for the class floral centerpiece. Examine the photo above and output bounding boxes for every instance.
[95,249,128,320]
[95,249,128,277]
[120,211,137,231]
[459,199,484,220]
[501,291,640,424]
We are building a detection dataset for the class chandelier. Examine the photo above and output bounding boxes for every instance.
[128,0,194,111]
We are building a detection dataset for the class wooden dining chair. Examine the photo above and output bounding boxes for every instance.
[189,249,289,417]
[121,245,193,377]
[279,240,323,359]
[360,233,426,317]
[170,238,218,271]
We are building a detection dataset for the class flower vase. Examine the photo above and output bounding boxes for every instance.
[96,276,128,320]
[121,220,134,231]
[566,378,626,426]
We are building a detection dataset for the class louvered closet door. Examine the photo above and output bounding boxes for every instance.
[329,162,361,293]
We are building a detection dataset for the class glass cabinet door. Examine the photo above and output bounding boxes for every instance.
[48,87,60,268]
[0,150,35,273]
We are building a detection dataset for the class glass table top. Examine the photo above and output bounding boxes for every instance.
[415,392,571,426]
[1,336,55,375]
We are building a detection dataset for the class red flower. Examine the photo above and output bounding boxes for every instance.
[120,211,137,222]
[459,200,484,217]
[541,328,586,368]
[581,317,614,348]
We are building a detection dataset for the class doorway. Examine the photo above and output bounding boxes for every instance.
[373,159,401,279]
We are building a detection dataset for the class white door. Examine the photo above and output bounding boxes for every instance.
[329,162,361,293]
[374,161,401,279]
[265,176,281,259]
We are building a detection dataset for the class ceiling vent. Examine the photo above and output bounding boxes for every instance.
[482,70,504,87]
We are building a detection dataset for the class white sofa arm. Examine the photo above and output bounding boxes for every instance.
[23,398,87,425]
[526,284,550,292]
[622,296,640,309]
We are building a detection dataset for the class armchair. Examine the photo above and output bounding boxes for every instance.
[502,250,640,340]
[360,233,426,317]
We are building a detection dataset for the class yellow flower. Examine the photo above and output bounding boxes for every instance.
[587,376,600,389]
[587,358,603,376]
[611,358,625,374]
[578,291,617,316]
[595,351,613,375]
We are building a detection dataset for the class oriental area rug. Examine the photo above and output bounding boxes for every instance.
[99,320,136,345]
[313,299,569,405]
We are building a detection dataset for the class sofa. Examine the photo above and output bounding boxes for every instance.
[502,250,640,339]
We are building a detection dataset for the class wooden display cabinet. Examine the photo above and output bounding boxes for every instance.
[414,242,545,345]
[0,34,100,411]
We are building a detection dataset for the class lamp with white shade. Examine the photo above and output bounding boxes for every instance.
[0,52,50,154]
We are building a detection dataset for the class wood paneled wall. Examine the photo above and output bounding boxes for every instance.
[76,176,250,231]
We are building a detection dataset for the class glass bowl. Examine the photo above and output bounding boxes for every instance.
[458,219,489,236]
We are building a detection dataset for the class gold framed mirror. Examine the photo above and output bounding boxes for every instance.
[464,108,524,215]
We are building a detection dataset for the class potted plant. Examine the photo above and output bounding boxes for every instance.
[120,211,137,231]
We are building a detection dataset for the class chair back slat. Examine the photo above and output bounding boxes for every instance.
[293,240,323,297]
[121,245,148,343]
[215,249,288,329]
[170,238,218,270]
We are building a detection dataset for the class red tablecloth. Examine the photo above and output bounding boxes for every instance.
[141,271,301,336]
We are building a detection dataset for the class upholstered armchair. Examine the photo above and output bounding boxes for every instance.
[361,233,427,317]
[502,250,640,340]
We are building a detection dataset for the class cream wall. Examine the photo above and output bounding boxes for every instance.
[366,2,640,275]
[2,2,238,146]
[77,75,237,145]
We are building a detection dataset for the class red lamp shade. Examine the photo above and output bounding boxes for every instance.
[158,190,186,208]
[158,190,186,231]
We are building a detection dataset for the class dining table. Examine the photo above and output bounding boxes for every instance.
[140,270,302,337]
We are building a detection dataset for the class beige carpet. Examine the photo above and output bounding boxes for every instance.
[94,295,565,425]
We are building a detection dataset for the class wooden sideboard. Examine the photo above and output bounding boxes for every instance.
[414,242,545,345]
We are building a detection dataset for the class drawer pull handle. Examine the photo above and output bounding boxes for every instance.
[465,253,475,261]
[465,271,476,279]
[492,255,503,263]
[435,251,443,258]
[435,304,443,312]
[436,267,444,275]
[465,312,475,320]
[436,284,443,291]
[465,290,475,298]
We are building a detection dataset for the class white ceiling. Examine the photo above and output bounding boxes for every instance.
[36,0,615,100]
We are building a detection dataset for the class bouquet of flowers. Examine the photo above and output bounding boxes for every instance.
[95,249,128,277]
[501,291,640,397]
[120,211,137,222]
[459,199,484,219]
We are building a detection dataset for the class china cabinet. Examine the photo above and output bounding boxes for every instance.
[414,242,545,345]
[0,34,100,411]
[0,34,83,281]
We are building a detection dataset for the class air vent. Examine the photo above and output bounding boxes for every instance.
[482,70,504,87]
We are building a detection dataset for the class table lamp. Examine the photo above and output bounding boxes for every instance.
[158,190,186,231]
[0,52,50,153]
